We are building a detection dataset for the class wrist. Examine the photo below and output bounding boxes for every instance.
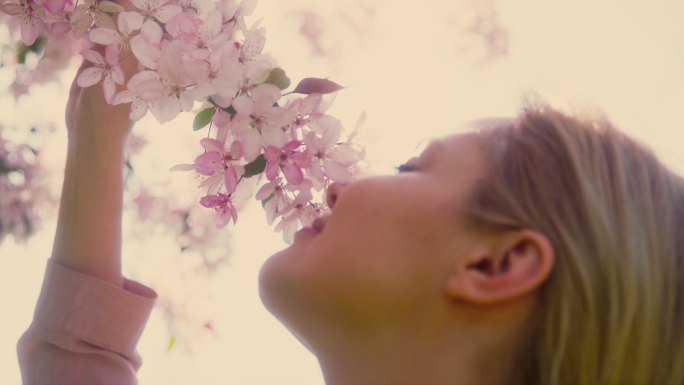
[67,130,129,156]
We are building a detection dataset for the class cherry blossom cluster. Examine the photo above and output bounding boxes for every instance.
[0,131,52,244]
[0,0,365,242]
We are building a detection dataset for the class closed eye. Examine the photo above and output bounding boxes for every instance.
[395,163,418,173]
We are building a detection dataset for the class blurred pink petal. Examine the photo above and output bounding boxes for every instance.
[282,162,304,185]
[154,4,181,22]
[43,0,66,14]
[20,18,41,46]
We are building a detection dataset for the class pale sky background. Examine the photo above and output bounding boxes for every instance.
[2,0,684,384]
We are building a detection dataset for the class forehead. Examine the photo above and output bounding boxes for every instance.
[421,133,482,169]
[414,133,484,189]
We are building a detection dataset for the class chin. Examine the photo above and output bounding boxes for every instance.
[258,244,307,317]
[257,246,320,352]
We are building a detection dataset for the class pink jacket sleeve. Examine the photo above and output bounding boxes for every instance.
[17,259,157,385]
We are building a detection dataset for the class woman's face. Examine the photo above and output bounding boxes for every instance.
[259,133,485,344]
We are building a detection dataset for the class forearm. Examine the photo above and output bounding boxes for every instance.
[51,132,128,287]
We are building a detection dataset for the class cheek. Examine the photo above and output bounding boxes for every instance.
[259,177,459,324]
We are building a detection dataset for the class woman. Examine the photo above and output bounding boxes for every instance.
[17,58,684,384]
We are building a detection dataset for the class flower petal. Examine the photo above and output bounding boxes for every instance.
[0,3,22,16]
[129,0,147,11]
[323,160,352,183]
[282,162,304,185]
[154,4,181,22]
[129,99,149,121]
[224,165,239,194]
[239,129,262,162]
[130,35,160,69]
[89,27,120,45]
[43,0,67,15]
[82,49,104,65]
[150,97,181,123]
[20,19,40,46]
[94,12,116,29]
[98,0,123,12]
[255,179,278,200]
[118,11,143,34]
[110,65,125,85]
[141,19,163,42]
[76,67,104,87]
[113,90,135,104]
[169,163,196,171]
[70,13,92,38]
[103,75,116,103]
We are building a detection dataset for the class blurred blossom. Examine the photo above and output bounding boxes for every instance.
[0,127,56,245]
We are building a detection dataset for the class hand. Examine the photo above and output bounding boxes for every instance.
[65,49,139,147]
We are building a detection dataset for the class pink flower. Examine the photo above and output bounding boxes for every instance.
[89,11,143,52]
[76,45,125,103]
[132,189,155,221]
[200,192,237,227]
[113,70,158,121]
[288,93,324,129]
[116,41,197,123]
[274,188,316,244]
[232,83,295,149]
[129,0,180,23]
[186,10,229,59]
[1,0,43,45]
[264,140,310,185]
[255,177,290,225]
[130,19,163,69]
[194,138,244,195]
[70,0,122,38]
[199,45,241,108]
[304,118,362,185]
[239,21,265,64]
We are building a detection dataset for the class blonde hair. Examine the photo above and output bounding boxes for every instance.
[464,104,684,384]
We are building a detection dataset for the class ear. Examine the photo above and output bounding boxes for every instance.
[444,230,554,305]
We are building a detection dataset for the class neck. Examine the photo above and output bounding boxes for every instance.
[314,323,518,385]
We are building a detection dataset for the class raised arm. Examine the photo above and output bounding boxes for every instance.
[52,56,135,286]
[17,52,157,384]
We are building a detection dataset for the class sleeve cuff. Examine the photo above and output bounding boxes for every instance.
[31,259,157,362]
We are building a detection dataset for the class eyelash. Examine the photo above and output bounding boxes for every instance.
[395,163,417,173]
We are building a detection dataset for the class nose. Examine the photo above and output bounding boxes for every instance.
[326,182,345,209]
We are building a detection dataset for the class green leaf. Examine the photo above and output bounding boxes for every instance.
[243,154,267,178]
[265,68,291,90]
[208,98,237,117]
[17,37,44,65]
[0,159,12,175]
[193,108,216,131]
